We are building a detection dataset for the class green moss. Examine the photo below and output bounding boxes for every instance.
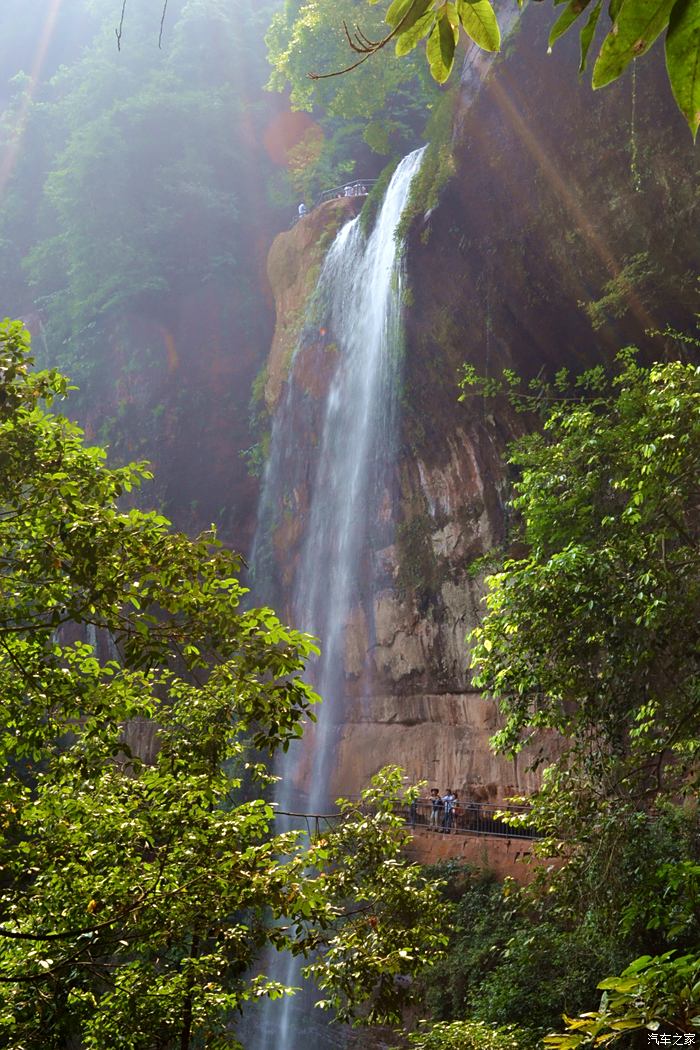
[430,302,463,357]
[360,156,401,238]
[580,252,659,330]
[395,89,459,245]
[240,430,270,478]
[250,364,268,413]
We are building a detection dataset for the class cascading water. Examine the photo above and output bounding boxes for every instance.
[247,146,425,1050]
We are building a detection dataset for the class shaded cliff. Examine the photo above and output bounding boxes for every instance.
[259,9,698,805]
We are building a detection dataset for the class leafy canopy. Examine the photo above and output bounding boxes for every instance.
[463,348,700,816]
[0,319,446,1049]
[458,347,700,1048]
[317,0,700,136]
[544,951,700,1046]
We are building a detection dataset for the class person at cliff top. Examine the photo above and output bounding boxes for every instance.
[429,788,443,830]
[298,202,307,217]
[441,789,456,832]
[344,184,353,197]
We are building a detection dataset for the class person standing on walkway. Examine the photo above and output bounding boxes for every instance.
[441,788,456,832]
[451,792,460,834]
[409,795,418,828]
[429,788,442,830]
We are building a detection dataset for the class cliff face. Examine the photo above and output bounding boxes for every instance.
[260,13,698,804]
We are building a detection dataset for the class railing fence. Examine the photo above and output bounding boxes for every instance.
[273,799,539,841]
[290,179,378,227]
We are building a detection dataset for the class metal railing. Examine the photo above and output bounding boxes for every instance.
[315,178,377,206]
[272,799,539,841]
[401,799,538,840]
[289,179,378,227]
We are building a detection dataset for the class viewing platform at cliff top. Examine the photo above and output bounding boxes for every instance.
[291,178,377,225]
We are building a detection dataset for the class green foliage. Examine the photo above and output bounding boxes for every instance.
[544,952,700,1047]
[357,0,699,135]
[580,253,659,330]
[0,0,279,382]
[375,0,500,82]
[408,1019,531,1049]
[621,858,700,941]
[0,322,446,1048]
[417,806,700,1043]
[420,867,626,1042]
[267,0,437,118]
[265,0,439,200]
[463,350,700,817]
[395,88,457,244]
[442,346,700,1049]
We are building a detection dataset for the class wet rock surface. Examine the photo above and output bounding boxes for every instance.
[260,12,697,806]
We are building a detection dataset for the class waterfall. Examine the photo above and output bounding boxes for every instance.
[247,146,425,1050]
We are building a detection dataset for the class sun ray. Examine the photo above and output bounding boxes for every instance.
[0,0,64,202]
[485,73,658,336]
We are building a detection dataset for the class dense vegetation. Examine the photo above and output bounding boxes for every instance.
[0,2,697,1048]
[0,0,275,363]
[0,321,445,1048]
[0,0,287,534]
[410,350,700,1048]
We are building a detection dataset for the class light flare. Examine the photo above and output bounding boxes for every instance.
[486,74,657,334]
[0,0,64,202]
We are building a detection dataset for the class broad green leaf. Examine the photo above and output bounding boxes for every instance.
[580,1,603,71]
[426,14,458,82]
[395,7,436,55]
[391,0,433,34]
[457,0,501,51]
[549,0,593,49]
[593,0,678,87]
[386,0,413,27]
[386,0,431,29]
[665,0,700,139]
[609,0,624,18]
[445,1,460,29]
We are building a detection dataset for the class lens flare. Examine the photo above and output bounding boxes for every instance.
[0,0,63,202]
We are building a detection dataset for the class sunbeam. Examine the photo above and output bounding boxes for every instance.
[0,0,63,202]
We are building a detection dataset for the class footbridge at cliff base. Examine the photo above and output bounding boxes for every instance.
[274,800,550,885]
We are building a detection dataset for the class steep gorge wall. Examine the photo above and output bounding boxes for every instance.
[260,12,698,805]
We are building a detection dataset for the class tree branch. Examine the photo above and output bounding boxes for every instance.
[115,0,127,51]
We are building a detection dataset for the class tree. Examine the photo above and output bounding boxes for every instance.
[408,1019,531,1049]
[0,319,446,1049]
[265,0,440,201]
[463,348,700,823]
[452,347,700,1049]
[544,951,700,1047]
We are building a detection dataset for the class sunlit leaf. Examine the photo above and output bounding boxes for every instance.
[665,0,700,139]
[457,0,501,51]
[395,8,436,54]
[426,13,458,82]
[593,0,677,87]
[549,0,593,48]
